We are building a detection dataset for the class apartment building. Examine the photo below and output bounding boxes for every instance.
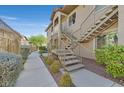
[0,19,22,54]
[46,5,121,71]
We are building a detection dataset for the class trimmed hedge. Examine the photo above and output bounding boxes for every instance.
[95,45,124,78]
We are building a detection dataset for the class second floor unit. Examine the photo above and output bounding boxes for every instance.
[46,5,118,43]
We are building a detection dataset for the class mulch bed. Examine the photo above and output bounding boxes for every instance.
[40,55,62,86]
[82,57,124,86]
[40,54,75,87]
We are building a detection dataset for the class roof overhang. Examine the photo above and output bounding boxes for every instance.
[45,22,53,32]
[45,5,78,32]
[51,5,78,20]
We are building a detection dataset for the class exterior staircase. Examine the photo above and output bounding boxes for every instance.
[56,49,84,72]
[62,31,79,50]
[53,5,118,72]
[61,5,118,48]
[79,5,118,43]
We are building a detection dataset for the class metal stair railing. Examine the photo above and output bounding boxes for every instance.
[62,30,77,41]
[62,30,78,48]
[61,38,83,63]
[62,28,93,56]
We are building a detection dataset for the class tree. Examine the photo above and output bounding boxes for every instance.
[28,35,47,49]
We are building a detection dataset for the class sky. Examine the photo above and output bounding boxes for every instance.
[0,5,62,37]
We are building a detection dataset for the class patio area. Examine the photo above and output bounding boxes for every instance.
[70,69,122,87]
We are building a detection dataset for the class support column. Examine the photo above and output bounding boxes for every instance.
[118,6,124,45]
[58,12,62,49]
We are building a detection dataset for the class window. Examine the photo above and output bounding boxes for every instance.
[69,12,76,26]
[97,32,118,48]
[51,27,53,32]
[106,32,118,45]
[97,35,106,48]
[95,5,106,11]
[54,17,58,26]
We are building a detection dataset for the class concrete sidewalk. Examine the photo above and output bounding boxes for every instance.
[14,51,57,87]
[70,69,122,87]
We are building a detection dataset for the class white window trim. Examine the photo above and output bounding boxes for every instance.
[68,12,76,26]
[95,28,118,49]
[95,5,109,14]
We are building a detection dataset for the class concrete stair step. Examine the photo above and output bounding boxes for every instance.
[61,55,77,60]
[65,63,84,72]
[91,25,96,29]
[57,50,71,53]
[100,15,106,21]
[105,9,113,16]
[95,20,101,25]
[112,5,117,10]
[64,59,80,65]
[58,52,73,56]
[87,28,92,32]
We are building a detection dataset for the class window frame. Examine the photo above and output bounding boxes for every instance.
[96,31,118,49]
[95,5,107,12]
[69,12,76,26]
[54,17,59,27]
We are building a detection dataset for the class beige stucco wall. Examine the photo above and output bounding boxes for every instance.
[118,6,124,45]
[67,6,95,39]
[73,39,95,59]
[47,28,52,43]
[95,6,110,21]
[47,5,119,59]
[77,22,118,59]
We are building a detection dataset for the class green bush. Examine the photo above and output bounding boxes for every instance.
[39,46,47,54]
[95,45,124,78]
[39,46,46,50]
[59,72,73,87]
[95,45,124,65]
[39,50,47,54]
[95,48,108,65]
[106,62,124,78]
[50,61,61,73]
